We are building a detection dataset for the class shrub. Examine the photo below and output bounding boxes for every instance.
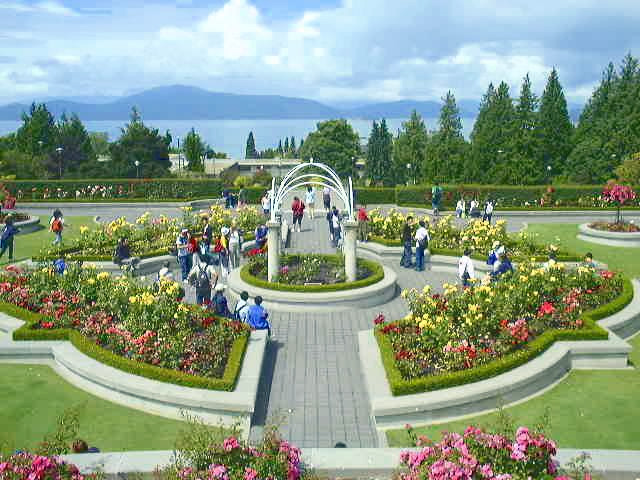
[0,452,99,479]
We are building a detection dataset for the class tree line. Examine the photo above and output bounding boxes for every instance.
[245,132,303,159]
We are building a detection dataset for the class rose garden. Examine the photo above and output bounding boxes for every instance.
[1,173,640,479]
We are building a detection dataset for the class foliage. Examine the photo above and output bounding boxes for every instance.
[252,169,273,188]
[298,119,360,178]
[602,183,637,223]
[375,268,627,395]
[0,452,100,480]
[36,404,84,456]
[366,118,394,186]
[0,264,249,387]
[393,110,429,185]
[615,152,640,184]
[245,131,258,159]
[184,128,206,172]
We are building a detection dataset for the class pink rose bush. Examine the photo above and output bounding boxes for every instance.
[378,261,622,379]
[601,183,637,224]
[169,434,306,480]
[0,452,96,480]
[396,426,591,480]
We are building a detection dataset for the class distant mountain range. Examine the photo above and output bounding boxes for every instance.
[0,84,583,122]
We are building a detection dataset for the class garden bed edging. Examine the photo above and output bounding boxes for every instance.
[578,223,640,247]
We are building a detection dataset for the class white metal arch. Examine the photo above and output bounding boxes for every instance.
[270,160,354,222]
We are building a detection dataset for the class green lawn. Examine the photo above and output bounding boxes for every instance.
[0,215,94,266]
[387,223,640,449]
[0,362,209,452]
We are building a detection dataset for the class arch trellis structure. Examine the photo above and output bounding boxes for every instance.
[270,160,354,223]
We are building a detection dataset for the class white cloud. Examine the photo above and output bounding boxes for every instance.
[0,0,78,15]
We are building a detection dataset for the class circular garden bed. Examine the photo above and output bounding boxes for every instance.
[242,253,384,292]
[0,211,30,223]
[578,222,640,247]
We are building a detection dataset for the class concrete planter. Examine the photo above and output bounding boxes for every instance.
[578,223,640,247]
[0,314,268,438]
[13,215,41,234]
[227,263,398,313]
[359,279,640,431]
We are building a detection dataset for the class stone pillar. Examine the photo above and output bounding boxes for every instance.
[267,220,281,282]
[342,220,358,282]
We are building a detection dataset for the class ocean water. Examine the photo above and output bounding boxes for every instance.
[0,117,475,159]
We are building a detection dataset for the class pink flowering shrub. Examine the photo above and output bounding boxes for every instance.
[396,426,585,480]
[164,430,308,480]
[0,452,97,480]
[602,183,637,224]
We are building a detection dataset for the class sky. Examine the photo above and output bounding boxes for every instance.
[0,0,639,106]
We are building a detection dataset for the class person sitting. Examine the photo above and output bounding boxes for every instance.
[53,257,67,275]
[233,291,251,322]
[157,261,174,282]
[247,295,270,335]
[188,252,218,306]
[544,252,558,270]
[113,237,140,270]
[486,241,501,267]
[492,252,513,279]
[255,224,268,250]
[211,283,231,317]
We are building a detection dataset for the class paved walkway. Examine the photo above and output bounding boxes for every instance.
[247,213,456,448]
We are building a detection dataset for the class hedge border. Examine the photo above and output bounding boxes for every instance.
[367,236,582,262]
[239,254,385,293]
[375,276,632,396]
[1,302,249,391]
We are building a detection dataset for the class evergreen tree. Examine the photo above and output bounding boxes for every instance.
[15,102,56,158]
[54,113,95,178]
[427,91,467,182]
[365,119,394,185]
[284,137,289,153]
[290,136,296,154]
[184,127,205,171]
[109,107,171,177]
[245,131,258,159]
[393,110,428,184]
[298,119,359,178]
[510,74,542,184]
[537,68,574,175]
[277,139,283,156]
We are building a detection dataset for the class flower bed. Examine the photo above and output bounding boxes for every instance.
[0,264,249,390]
[0,452,98,480]
[36,205,262,262]
[367,210,579,260]
[375,262,630,395]
[588,221,640,233]
[241,254,385,292]
[398,425,588,479]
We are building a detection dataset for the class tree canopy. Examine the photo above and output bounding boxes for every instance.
[298,119,360,178]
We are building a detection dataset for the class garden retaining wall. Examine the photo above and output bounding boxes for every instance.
[578,223,640,247]
[358,279,640,432]
[0,314,268,439]
[60,448,640,479]
[14,215,41,234]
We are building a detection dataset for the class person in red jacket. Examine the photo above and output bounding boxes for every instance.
[357,206,369,242]
[291,196,305,233]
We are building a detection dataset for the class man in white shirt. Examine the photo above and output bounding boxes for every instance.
[458,248,475,287]
[483,200,495,223]
[233,290,251,322]
[414,220,430,271]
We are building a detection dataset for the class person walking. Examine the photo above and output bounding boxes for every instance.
[176,228,191,282]
[201,216,213,255]
[322,186,331,212]
[228,224,242,269]
[458,248,475,288]
[217,227,231,281]
[326,207,335,242]
[331,206,342,247]
[357,206,369,242]
[483,199,494,223]
[414,220,430,271]
[188,251,218,306]
[50,209,64,245]
[291,196,305,233]
[261,192,271,217]
[0,215,19,262]
[400,216,414,268]
[455,198,464,218]
[305,186,316,220]
[431,183,443,216]
[469,198,480,218]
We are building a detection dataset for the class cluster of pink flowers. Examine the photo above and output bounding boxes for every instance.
[0,452,95,480]
[503,318,529,344]
[398,425,563,480]
[602,184,636,206]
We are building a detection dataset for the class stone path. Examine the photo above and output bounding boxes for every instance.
[247,213,456,448]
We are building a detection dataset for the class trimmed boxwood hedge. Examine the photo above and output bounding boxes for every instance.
[1,302,249,391]
[375,276,633,396]
[240,254,385,292]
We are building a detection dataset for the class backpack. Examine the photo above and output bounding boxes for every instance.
[51,218,62,232]
[487,251,498,266]
[195,265,211,291]
[234,302,249,321]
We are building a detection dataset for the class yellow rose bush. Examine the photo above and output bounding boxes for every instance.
[377,263,623,384]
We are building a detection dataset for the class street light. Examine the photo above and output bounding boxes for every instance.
[55,146,64,179]
[406,163,412,185]
[134,160,140,179]
[176,137,181,172]
[546,165,552,184]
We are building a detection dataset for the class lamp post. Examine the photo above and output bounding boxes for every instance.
[546,165,552,184]
[176,137,181,172]
[55,147,64,179]
[406,163,412,185]
[135,160,140,179]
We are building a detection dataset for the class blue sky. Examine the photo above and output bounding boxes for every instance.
[0,0,639,105]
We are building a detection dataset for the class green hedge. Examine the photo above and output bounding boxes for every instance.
[376,277,633,396]
[240,254,385,292]
[3,178,224,201]
[356,188,396,205]
[2,302,248,391]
